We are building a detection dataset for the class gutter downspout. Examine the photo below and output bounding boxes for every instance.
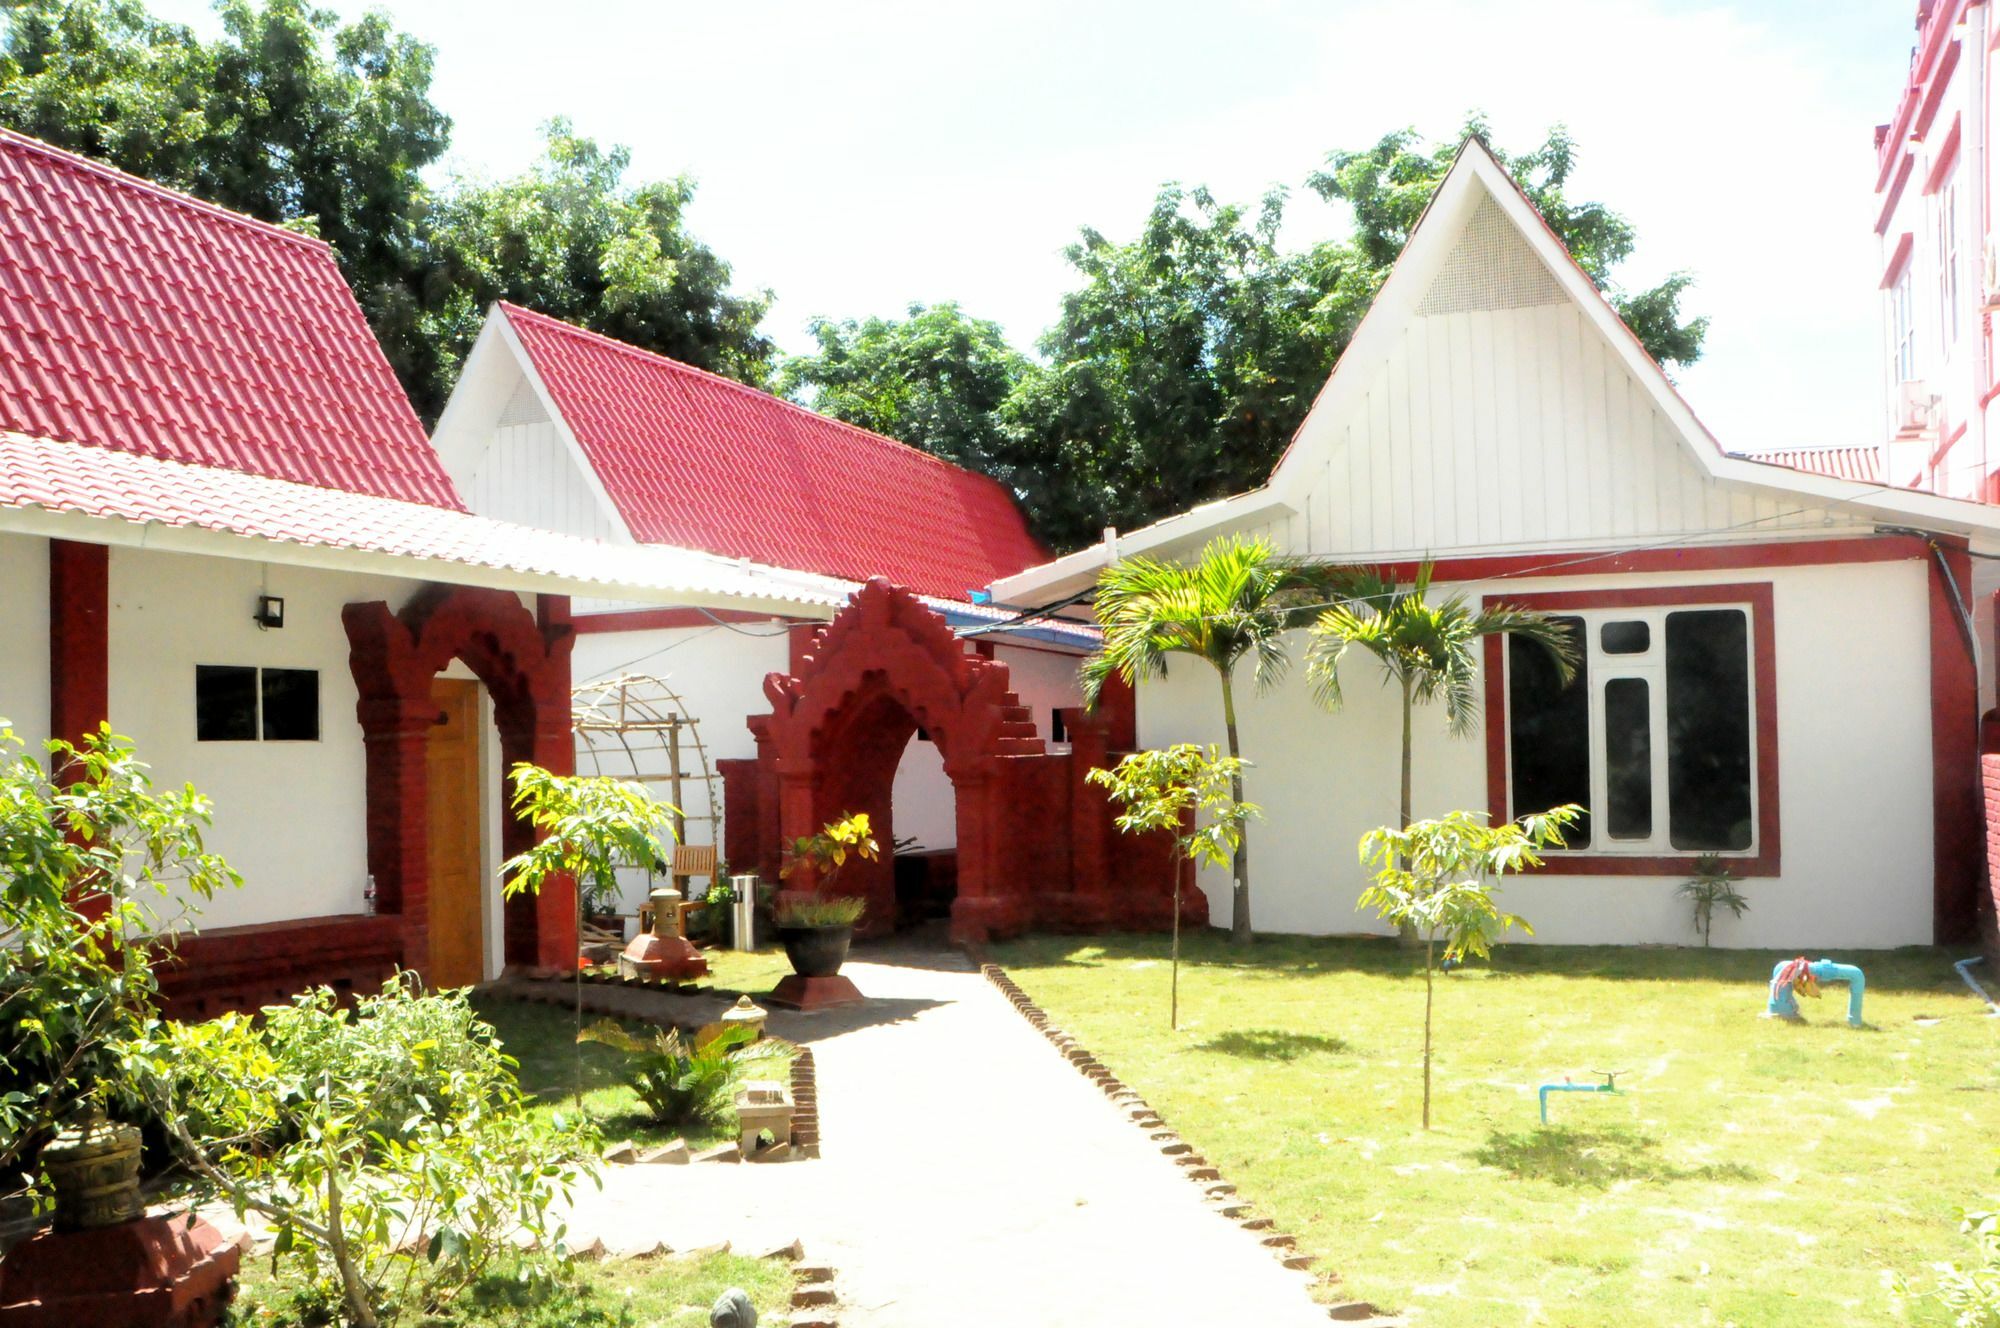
[1972,2,1990,486]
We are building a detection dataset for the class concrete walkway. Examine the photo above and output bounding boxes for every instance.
[540,946,1331,1327]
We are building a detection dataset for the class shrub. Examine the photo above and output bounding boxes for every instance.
[575,1020,791,1129]
[0,722,237,1200]
[1677,853,1749,947]
[144,980,594,1328]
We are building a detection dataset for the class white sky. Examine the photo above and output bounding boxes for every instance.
[151,0,1915,454]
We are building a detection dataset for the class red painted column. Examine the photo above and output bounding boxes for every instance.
[527,711,579,970]
[358,697,433,975]
[1931,544,1981,944]
[48,539,109,749]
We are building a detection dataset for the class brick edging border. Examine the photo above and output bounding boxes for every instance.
[978,961,1394,1325]
[492,978,822,1159]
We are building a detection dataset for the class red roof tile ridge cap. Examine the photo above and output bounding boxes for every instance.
[496,301,1019,494]
[0,128,330,254]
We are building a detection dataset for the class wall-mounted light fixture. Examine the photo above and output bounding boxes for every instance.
[254,594,285,630]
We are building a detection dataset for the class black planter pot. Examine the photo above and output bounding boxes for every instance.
[778,924,854,978]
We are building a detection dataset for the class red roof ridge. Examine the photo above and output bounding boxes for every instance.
[0,127,329,254]
[495,301,1017,495]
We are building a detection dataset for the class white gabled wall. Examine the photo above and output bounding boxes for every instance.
[1263,192,1863,562]
[461,418,626,543]
[0,532,50,747]
[106,547,420,932]
[1138,559,1935,948]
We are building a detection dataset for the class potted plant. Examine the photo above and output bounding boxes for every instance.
[775,812,879,979]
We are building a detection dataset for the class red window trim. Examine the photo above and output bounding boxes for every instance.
[1878,155,1916,235]
[1924,117,1963,195]
[1480,582,1780,878]
[1882,232,1916,289]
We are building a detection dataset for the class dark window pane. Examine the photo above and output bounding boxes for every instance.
[1666,609,1753,850]
[196,665,258,742]
[1600,620,1650,654]
[1507,616,1590,848]
[261,669,320,741]
[1604,678,1653,839]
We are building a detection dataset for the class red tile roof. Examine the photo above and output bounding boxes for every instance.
[0,130,460,509]
[1739,446,1883,484]
[500,303,1047,600]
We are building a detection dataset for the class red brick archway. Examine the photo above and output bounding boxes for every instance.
[344,587,577,977]
[722,578,1200,944]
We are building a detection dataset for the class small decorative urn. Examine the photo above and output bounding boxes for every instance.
[40,1106,143,1232]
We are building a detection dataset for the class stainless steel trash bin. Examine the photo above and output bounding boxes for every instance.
[730,874,758,951]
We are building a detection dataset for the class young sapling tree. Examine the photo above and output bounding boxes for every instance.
[1677,852,1748,947]
[1357,805,1578,1128]
[1088,744,1261,1029]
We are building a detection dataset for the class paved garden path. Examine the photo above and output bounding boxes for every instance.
[542,946,1332,1327]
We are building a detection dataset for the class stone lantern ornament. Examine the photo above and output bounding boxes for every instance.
[618,884,710,981]
[0,1107,243,1328]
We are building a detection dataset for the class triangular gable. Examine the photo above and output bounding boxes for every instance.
[991,138,2000,604]
[430,309,637,545]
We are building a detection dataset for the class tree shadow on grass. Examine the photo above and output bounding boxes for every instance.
[1192,1028,1351,1061]
[1474,1126,1760,1190]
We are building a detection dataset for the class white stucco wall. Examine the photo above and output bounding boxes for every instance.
[106,548,425,932]
[0,532,50,747]
[1138,560,1937,948]
[571,618,1088,871]
[572,617,791,905]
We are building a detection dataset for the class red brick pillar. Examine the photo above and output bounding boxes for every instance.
[1980,713,2000,965]
[358,696,433,974]
[48,539,109,749]
[527,709,578,970]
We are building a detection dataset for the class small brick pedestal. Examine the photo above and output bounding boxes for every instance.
[766,973,864,1011]
[0,1214,242,1328]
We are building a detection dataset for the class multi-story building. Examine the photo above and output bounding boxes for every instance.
[1874,0,1993,497]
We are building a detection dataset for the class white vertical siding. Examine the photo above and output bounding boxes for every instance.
[462,421,624,543]
[1280,300,1865,563]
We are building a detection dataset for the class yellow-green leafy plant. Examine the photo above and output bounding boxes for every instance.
[0,722,238,1205]
[776,811,879,928]
[1357,805,1579,1129]
[1088,744,1260,1029]
[143,978,593,1328]
[576,1020,791,1128]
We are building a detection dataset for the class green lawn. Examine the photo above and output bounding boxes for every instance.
[991,932,2000,1327]
[229,1249,796,1327]
[472,948,796,1150]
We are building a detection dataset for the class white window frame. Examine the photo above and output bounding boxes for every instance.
[1939,170,1961,353]
[1504,602,1761,859]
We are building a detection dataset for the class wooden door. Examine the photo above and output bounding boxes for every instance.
[426,678,485,987]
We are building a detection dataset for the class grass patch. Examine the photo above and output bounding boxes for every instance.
[992,931,1998,1326]
[228,1249,795,1327]
[471,995,734,1150]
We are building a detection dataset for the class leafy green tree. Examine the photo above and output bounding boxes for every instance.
[1357,806,1577,1128]
[0,0,451,393]
[0,722,238,1196]
[946,124,1704,552]
[1081,536,1331,945]
[778,302,1027,476]
[415,120,776,419]
[1088,743,1260,1028]
[1305,561,1578,945]
[1002,185,1345,548]
[1309,119,1708,371]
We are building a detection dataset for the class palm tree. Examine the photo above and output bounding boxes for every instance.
[1305,562,1578,942]
[1082,535,1333,945]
